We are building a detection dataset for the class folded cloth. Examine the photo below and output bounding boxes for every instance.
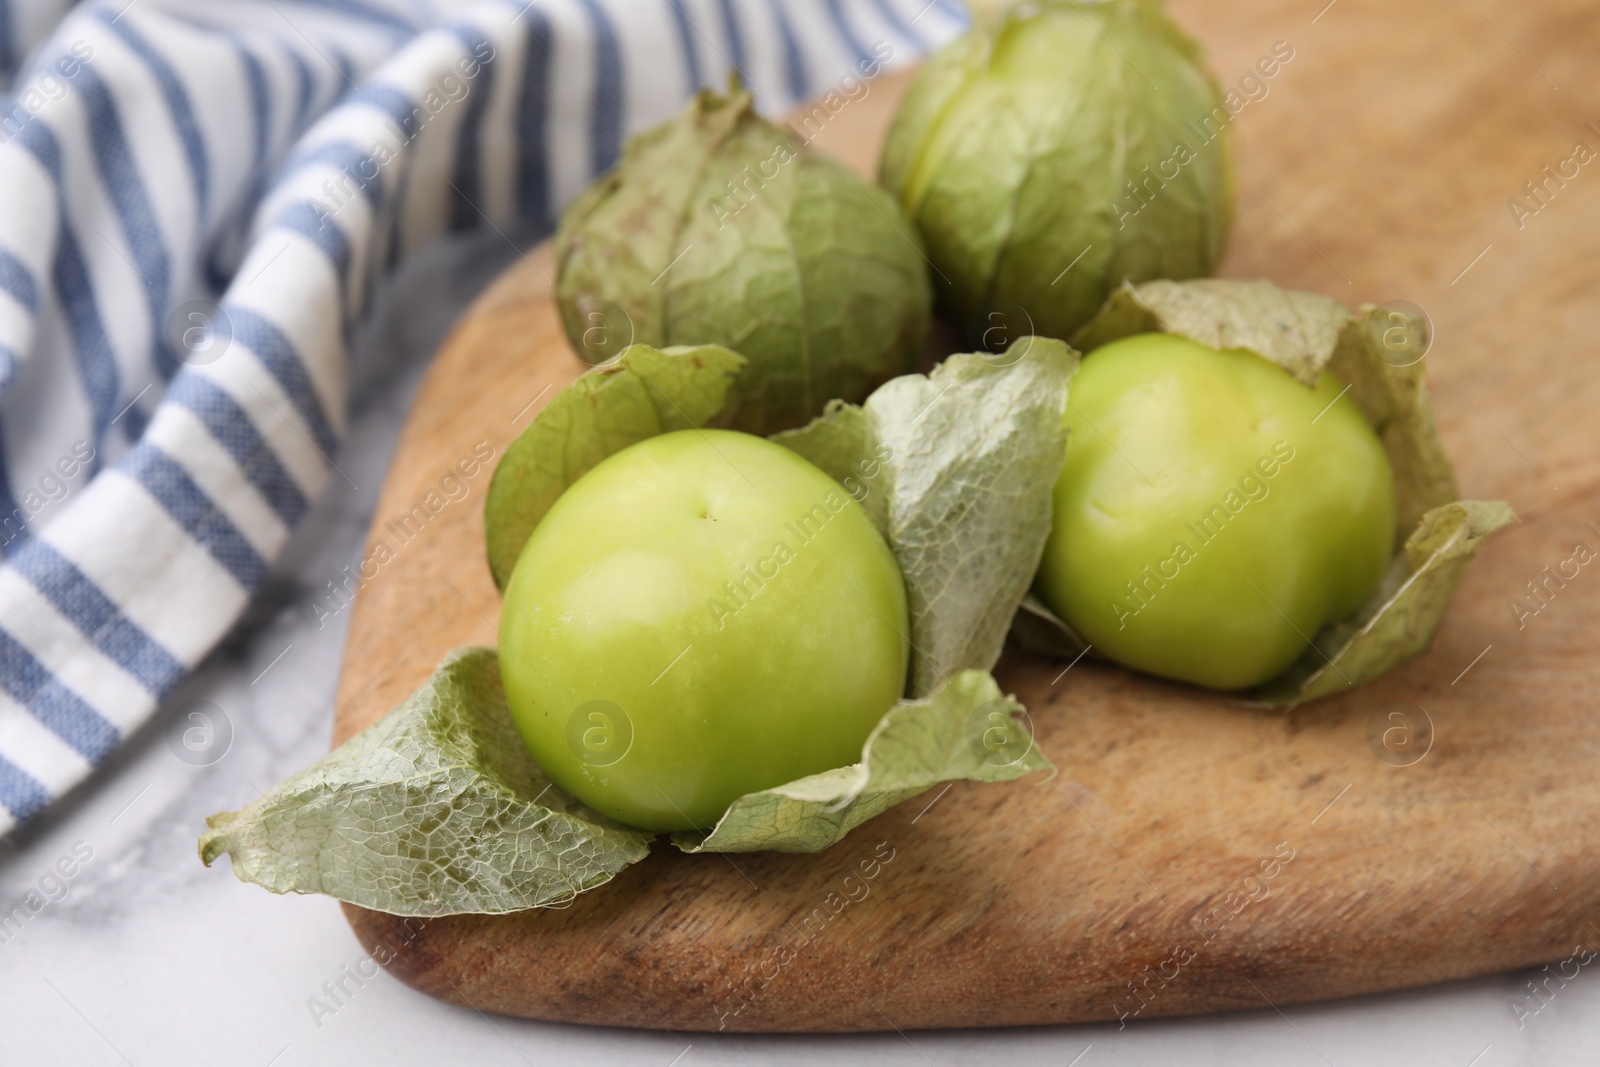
[0,0,964,835]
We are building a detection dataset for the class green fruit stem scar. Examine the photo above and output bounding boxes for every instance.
[1035,333,1396,691]
[498,429,910,832]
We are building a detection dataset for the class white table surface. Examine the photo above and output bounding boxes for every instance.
[0,232,1592,1067]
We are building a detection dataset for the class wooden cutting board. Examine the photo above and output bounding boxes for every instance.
[331,0,1600,1031]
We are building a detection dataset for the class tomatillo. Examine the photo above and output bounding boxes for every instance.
[499,429,910,831]
[1035,334,1395,690]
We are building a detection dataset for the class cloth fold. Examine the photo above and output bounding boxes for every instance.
[0,0,964,834]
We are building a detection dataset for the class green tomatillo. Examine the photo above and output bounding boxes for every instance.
[880,0,1234,346]
[498,428,910,832]
[1035,333,1396,690]
[556,87,931,435]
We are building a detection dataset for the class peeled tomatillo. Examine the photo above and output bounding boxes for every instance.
[499,429,909,832]
[1035,334,1395,690]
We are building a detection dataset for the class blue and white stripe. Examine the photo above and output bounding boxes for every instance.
[0,0,965,834]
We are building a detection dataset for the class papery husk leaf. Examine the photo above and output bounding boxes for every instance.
[674,671,1051,853]
[778,336,1077,696]
[483,344,744,589]
[200,649,653,916]
[1253,500,1517,707]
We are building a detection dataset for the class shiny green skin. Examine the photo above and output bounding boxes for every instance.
[880,0,1233,346]
[1036,334,1395,690]
[499,430,910,831]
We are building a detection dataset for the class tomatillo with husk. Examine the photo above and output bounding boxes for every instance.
[556,87,931,435]
[880,0,1233,346]
[1035,333,1396,690]
[498,429,910,831]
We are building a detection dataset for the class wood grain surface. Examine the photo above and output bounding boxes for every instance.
[332,0,1600,1031]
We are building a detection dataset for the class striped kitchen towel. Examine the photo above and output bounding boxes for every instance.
[0,0,966,835]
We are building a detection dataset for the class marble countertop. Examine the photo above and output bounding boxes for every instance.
[1,233,1593,1067]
